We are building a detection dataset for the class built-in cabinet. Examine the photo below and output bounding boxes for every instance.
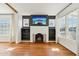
[21,15,56,42]
[48,16,56,41]
[21,27,30,40]
[21,16,30,41]
[49,28,55,41]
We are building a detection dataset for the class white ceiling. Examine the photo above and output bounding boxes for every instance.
[10,3,69,15]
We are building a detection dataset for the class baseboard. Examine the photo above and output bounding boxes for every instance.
[0,42,15,44]
[21,40,30,42]
[48,40,56,42]
[58,42,76,55]
[20,40,56,43]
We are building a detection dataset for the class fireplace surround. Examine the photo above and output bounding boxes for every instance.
[30,26,49,42]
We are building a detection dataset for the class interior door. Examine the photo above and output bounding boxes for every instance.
[0,14,12,42]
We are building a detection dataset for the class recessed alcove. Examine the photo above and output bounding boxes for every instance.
[35,33,43,43]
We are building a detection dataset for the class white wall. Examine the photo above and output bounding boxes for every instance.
[76,9,79,55]
[15,13,22,43]
[16,12,55,43]
[13,12,23,43]
[0,4,14,14]
[56,4,79,55]
[57,3,79,18]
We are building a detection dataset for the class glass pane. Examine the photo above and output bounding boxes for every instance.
[0,15,11,40]
[23,19,29,27]
[49,19,55,27]
[67,11,78,40]
[0,19,10,34]
[60,17,65,34]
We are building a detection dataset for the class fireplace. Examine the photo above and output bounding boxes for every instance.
[30,26,49,42]
[35,33,43,42]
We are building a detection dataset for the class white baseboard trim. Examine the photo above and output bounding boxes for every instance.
[21,40,30,42]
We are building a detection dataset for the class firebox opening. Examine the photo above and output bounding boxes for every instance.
[35,33,43,43]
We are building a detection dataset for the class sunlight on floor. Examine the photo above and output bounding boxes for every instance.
[7,47,16,51]
[51,48,60,51]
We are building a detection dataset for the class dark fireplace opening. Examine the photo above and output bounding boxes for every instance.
[35,33,43,43]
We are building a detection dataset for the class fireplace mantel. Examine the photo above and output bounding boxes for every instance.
[30,26,49,42]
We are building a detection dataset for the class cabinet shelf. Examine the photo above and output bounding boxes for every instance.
[21,27,30,40]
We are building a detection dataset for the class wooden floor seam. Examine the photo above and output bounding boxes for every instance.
[0,42,76,56]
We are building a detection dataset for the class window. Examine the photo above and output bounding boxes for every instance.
[67,15,77,32]
[0,14,12,41]
[59,17,65,34]
[67,10,78,40]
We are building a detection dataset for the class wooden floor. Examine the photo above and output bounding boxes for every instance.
[0,42,76,56]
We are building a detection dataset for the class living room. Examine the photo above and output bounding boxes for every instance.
[0,3,79,56]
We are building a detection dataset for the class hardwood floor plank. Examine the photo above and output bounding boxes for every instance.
[0,42,76,56]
